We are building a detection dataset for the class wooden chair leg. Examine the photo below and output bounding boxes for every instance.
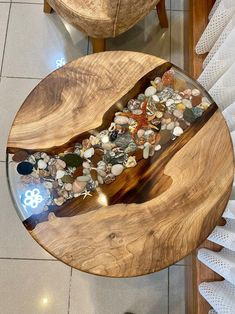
[44,0,53,14]
[156,0,168,28]
[91,38,106,53]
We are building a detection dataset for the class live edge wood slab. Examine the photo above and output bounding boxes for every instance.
[7,51,234,277]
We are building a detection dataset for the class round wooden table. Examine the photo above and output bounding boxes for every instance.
[6,51,234,277]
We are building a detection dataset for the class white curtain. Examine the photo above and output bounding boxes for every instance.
[195,1,235,313]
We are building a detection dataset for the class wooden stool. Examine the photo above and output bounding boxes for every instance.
[43,0,168,53]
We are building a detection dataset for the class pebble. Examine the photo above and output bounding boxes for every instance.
[111,164,124,176]
[61,175,73,183]
[62,154,83,167]
[12,150,29,162]
[176,103,186,111]
[72,180,86,193]
[173,126,183,136]
[182,99,192,108]
[114,116,130,125]
[154,77,162,84]
[137,129,145,138]
[83,168,90,175]
[183,108,196,123]
[84,147,95,159]
[166,99,175,107]
[143,143,150,159]
[17,162,33,175]
[64,183,72,191]
[159,130,172,145]
[173,109,183,119]
[156,111,163,119]
[56,170,65,180]
[155,144,162,151]
[152,95,160,103]
[137,93,146,101]
[192,89,200,96]
[101,135,110,144]
[192,107,203,118]
[97,175,104,184]
[56,159,66,169]
[54,197,65,206]
[82,161,90,169]
[109,130,118,142]
[145,86,156,97]
[167,122,175,130]
[97,169,106,177]
[38,159,47,170]
[77,175,91,182]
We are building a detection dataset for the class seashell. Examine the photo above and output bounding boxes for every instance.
[82,161,90,169]
[125,156,137,168]
[166,99,175,107]
[111,164,124,176]
[89,135,100,146]
[56,159,66,169]
[82,139,91,149]
[104,174,116,184]
[155,144,162,151]
[192,89,200,96]
[137,129,145,138]
[152,94,160,103]
[101,135,110,144]
[54,197,65,206]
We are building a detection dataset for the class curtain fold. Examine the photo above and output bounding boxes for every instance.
[196,1,235,313]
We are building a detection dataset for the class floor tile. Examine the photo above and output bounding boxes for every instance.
[171,0,185,11]
[0,3,10,70]
[169,266,186,314]
[165,0,171,10]
[0,162,55,259]
[2,3,87,78]
[0,77,40,161]
[0,259,70,314]
[70,269,168,314]
[170,10,184,69]
[105,10,171,61]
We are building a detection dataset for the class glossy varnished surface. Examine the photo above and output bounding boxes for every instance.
[6,51,234,277]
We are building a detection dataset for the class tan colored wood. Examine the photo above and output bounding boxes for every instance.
[91,37,106,53]
[7,51,234,278]
[156,0,168,28]
[44,0,53,14]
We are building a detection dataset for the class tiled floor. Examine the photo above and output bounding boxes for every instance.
[0,1,186,313]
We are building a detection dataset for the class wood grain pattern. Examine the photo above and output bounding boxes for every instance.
[7,51,234,277]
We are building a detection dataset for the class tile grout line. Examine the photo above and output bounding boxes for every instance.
[168,267,170,314]
[0,2,11,77]
[0,257,57,261]
[3,75,42,80]
[67,267,73,314]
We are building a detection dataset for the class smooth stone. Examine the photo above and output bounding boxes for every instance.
[109,130,118,142]
[182,99,192,108]
[83,169,90,175]
[114,115,130,125]
[192,95,202,107]
[137,93,146,101]
[97,175,104,184]
[56,159,66,169]
[84,147,95,159]
[111,164,124,176]
[137,129,145,138]
[143,143,150,159]
[145,130,154,136]
[43,181,53,189]
[192,107,204,118]
[82,161,90,169]
[156,111,163,119]
[102,143,112,151]
[101,135,110,144]
[61,175,74,183]
[38,159,47,170]
[12,150,29,162]
[86,180,96,191]
[167,122,175,130]
[149,145,155,157]
[152,95,160,103]
[77,175,90,182]
[173,109,183,119]
[155,144,162,151]
[145,86,156,97]
[192,89,200,96]
[159,130,172,145]
[72,180,86,193]
[17,162,34,175]
[62,154,83,167]
[173,126,183,136]
[125,156,137,168]
[56,170,65,180]
[97,169,106,177]
[64,183,72,191]
[183,108,196,123]
[176,103,186,111]
[154,77,162,84]
[132,109,142,115]
[166,99,175,107]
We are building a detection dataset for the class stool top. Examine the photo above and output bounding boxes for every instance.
[6,51,234,277]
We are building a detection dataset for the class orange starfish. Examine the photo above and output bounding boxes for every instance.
[119,98,160,139]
